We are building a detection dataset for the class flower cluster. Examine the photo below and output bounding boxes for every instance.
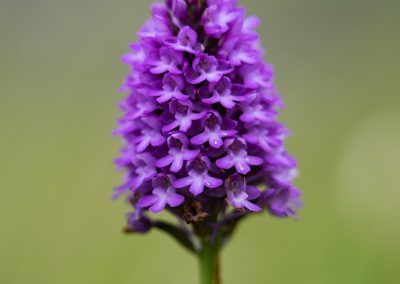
[115,0,301,235]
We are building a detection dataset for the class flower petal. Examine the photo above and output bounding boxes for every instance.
[191,132,209,145]
[189,180,205,196]
[204,176,223,188]
[137,195,158,208]
[174,176,193,188]
[216,155,235,170]
[166,190,185,207]
[156,156,174,168]
[235,160,251,174]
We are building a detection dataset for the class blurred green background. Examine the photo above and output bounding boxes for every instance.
[1,0,399,283]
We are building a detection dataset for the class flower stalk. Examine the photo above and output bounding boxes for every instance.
[199,241,220,284]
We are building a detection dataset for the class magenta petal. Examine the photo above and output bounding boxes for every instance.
[179,118,192,132]
[150,65,168,74]
[151,134,166,146]
[166,191,184,207]
[206,72,222,83]
[136,138,150,152]
[204,176,223,188]
[149,199,167,213]
[221,129,237,137]
[239,113,255,123]
[163,121,180,133]
[243,200,262,212]
[184,149,200,161]
[191,132,209,145]
[137,195,158,208]
[174,176,193,188]
[216,156,235,170]
[189,181,205,196]
[202,94,220,104]
[219,97,236,109]
[246,156,263,166]
[156,156,174,168]
[235,161,251,174]
[170,156,184,172]
[191,74,207,84]
[209,135,223,148]
[156,93,172,103]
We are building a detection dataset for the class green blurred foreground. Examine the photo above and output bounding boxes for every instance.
[0,0,399,283]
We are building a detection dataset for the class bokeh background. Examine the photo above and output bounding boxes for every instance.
[1,0,399,283]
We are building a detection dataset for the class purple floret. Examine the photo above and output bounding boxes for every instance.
[115,0,301,234]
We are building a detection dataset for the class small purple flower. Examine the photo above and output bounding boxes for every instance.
[166,0,187,24]
[225,174,262,212]
[201,76,247,109]
[216,137,263,174]
[126,208,153,233]
[152,74,188,103]
[113,153,157,198]
[240,100,277,125]
[239,63,274,89]
[242,123,285,152]
[138,4,172,39]
[219,36,261,66]
[137,175,184,213]
[186,54,233,84]
[131,117,166,152]
[168,26,202,54]
[202,1,241,38]
[174,156,223,196]
[122,43,146,70]
[148,47,184,75]
[191,111,237,148]
[242,16,261,36]
[262,187,302,217]
[156,133,199,172]
[163,100,206,133]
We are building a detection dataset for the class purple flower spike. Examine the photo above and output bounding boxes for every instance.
[156,133,199,172]
[137,175,184,213]
[174,156,223,196]
[191,111,237,148]
[115,0,301,242]
[225,174,262,212]
[216,137,263,174]
[202,76,247,109]
[186,54,233,84]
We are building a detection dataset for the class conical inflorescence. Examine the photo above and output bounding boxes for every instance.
[114,0,301,234]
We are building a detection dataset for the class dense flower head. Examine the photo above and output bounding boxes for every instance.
[115,0,301,234]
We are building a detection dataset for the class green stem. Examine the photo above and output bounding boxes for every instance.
[199,241,220,284]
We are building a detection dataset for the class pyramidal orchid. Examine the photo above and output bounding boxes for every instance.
[114,1,301,283]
